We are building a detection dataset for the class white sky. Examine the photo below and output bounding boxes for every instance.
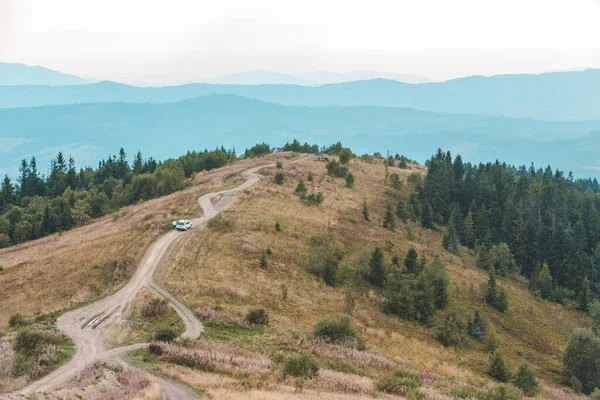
[1,0,600,84]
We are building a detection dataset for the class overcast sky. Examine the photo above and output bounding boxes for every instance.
[2,0,600,84]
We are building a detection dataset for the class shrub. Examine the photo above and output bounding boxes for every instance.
[486,383,523,400]
[141,298,169,318]
[313,315,362,348]
[376,366,419,395]
[259,251,268,269]
[154,327,178,342]
[275,221,281,232]
[303,192,324,206]
[9,313,27,327]
[563,328,600,394]
[488,352,511,382]
[274,171,286,185]
[283,353,319,378]
[208,214,235,232]
[294,179,307,195]
[338,148,352,164]
[511,362,538,396]
[590,387,600,400]
[14,330,44,357]
[276,161,283,169]
[326,160,349,178]
[245,308,269,326]
[345,172,355,188]
[436,311,465,347]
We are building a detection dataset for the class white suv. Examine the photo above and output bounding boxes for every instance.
[174,219,193,231]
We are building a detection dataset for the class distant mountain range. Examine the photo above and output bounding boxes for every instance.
[2,69,600,120]
[204,70,433,85]
[0,62,90,86]
[1,94,599,178]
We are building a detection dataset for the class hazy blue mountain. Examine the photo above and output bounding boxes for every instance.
[297,70,433,84]
[1,69,599,120]
[1,95,599,178]
[0,62,90,86]
[206,70,315,85]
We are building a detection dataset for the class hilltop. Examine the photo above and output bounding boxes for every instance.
[0,152,591,399]
[0,62,90,86]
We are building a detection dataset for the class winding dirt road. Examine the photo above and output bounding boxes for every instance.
[12,162,280,399]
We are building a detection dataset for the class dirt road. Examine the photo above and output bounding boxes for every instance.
[12,162,279,399]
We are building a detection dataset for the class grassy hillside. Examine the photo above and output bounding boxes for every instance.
[146,155,588,398]
[0,153,590,398]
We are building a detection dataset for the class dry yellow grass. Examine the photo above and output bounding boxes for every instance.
[0,153,295,326]
[1,153,590,398]
[156,156,588,395]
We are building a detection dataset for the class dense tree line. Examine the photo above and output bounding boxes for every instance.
[0,147,238,247]
[421,148,600,297]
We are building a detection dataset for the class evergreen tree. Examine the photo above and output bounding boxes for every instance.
[382,204,396,231]
[511,363,539,396]
[531,263,553,299]
[295,179,307,195]
[486,266,498,307]
[443,223,460,255]
[467,311,488,341]
[578,276,592,312]
[404,247,420,274]
[369,247,386,287]
[425,255,449,309]
[464,210,475,248]
[421,202,434,229]
[488,352,511,382]
[0,176,14,211]
[477,244,490,270]
[362,199,370,222]
[345,171,355,188]
[133,151,144,174]
[395,198,409,222]
[259,251,268,269]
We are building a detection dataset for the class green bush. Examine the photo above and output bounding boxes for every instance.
[245,308,269,326]
[208,214,235,232]
[326,160,348,178]
[345,172,355,188]
[563,328,600,394]
[450,386,486,399]
[154,327,178,342]
[376,366,420,395]
[14,330,45,357]
[274,171,286,185]
[303,192,324,206]
[486,383,523,400]
[488,352,511,382]
[276,161,283,169]
[283,353,319,378]
[510,362,538,396]
[313,315,361,347]
[436,311,465,347]
[9,313,27,327]
[590,387,600,400]
[294,179,307,195]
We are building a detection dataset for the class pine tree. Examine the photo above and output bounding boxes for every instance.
[295,179,307,195]
[421,202,434,229]
[511,362,539,396]
[133,151,144,174]
[382,204,396,231]
[259,251,268,269]
[486,266,498,306]
[532,263,553,299]
[396,198,409,222]
[477,244,490,270]
[362,199,370,222]
[404,247,419,274]
[345,172,355,188]
[443,222,460,255]
[464,210,475,248]
[488,352,511,382]
[369,247,386,287]
[578,276,592,312]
